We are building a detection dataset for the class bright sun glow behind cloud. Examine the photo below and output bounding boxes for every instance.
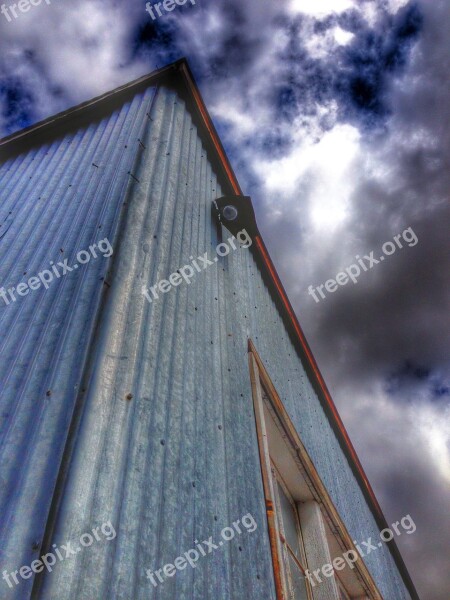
[257,124,360,231]
[418,405,450,483]
[288,0,354,17]
[334,26,355,45]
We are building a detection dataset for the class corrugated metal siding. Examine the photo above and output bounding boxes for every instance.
[0,82,411,600]
[0,84,158,598]
[34,86,275,600]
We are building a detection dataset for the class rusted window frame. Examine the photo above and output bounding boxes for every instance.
[271,462,312,599]
[248,339,383,600]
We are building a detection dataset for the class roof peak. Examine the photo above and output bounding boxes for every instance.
[0,59,187,152]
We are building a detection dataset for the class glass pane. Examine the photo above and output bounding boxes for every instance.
[288,554,309,600]
[277,480,303,564]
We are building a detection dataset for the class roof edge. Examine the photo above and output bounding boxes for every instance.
[0,59,242,198]
[0,60,181,149]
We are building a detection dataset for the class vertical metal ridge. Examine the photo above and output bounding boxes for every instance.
[0,96,144,502]
[0,87,159,600]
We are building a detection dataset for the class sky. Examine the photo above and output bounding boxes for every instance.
[0,0,449,598]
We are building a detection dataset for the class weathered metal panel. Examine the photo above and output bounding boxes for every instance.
[33,86,276,600]
[0,81,411,600]
[0,84,158,598]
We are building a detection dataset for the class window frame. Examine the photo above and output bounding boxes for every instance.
[271,463,312,599]
[248,339,382,600]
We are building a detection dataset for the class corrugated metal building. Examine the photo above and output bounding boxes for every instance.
[0,60,418,600]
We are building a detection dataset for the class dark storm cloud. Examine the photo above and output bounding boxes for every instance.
[272,3,423,135]
[305,207,449,381]
[190,3,266,79]
[129,20,178,64]
[0,45,70,133]
[385,361,450,403]
[0,75,35,134]
[356,397,450,600]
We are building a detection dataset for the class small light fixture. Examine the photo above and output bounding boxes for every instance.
[213,195,258,238]
[222,205,238,221]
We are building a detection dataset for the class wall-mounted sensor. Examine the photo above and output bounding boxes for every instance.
[213,195,258,239]
[222,205,239,221]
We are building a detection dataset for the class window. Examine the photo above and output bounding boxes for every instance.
[272,466,310,600]
[248,340,381,600]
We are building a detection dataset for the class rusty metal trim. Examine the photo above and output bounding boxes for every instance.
[248,340,384,600]
[249,352,286,600]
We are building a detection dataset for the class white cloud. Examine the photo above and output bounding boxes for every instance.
[416,403,450,483]
[287,0,355,17]
[386,0,412,14]
[333,26,355,45]
[256,124,360,231]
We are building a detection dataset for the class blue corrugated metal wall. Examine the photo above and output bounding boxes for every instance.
[0,85,158,598]
[0,83,411,600]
